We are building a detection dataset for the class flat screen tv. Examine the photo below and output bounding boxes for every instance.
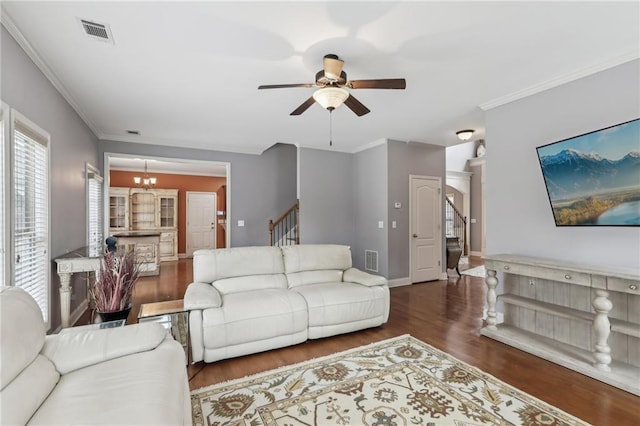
[536,118,640,226]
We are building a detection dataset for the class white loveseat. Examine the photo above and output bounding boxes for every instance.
[0,287,192,425]
[185,244,389,363]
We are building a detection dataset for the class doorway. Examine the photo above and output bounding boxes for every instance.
[186,192,217,256]
[409,175,442,283]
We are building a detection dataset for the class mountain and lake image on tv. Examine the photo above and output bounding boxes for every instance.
[536,118,640,226]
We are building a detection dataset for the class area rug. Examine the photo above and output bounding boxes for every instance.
[461,265,486,278]
[191,335,588,426]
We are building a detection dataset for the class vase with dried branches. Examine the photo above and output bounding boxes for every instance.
[93,250,141,323]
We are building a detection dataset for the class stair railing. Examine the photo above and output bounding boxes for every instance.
[269,200,299,246]
[445,197,468,255]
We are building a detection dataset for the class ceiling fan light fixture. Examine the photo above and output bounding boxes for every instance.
[313,87,350,110]
[456,129,475,141]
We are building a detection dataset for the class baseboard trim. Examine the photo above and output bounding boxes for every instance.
[387,277,411,288]
[470,250,484,257]
[178,253,189,259]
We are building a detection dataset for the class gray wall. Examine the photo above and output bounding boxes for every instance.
[353,143,388,275]
[1,26,99,331]
[485,59,640,270]
[99,140,297,247]
[387,140,447,280]
[469,161,484,253]
[298,148,355,246]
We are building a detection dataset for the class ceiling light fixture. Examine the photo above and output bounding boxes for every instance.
[456,129,475,141]
[133,160,156,190]
[313,87,350,110]
[313,87,350,147]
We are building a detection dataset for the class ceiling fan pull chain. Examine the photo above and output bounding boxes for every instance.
[329,109,333,147]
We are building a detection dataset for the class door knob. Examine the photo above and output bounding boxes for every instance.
[413,234,418,238]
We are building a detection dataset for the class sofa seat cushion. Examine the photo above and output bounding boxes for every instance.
[202,289,308,349]
[213,273,288,295]
[27,338,188,426]
[286,269,344,288]
[293,282,388,327]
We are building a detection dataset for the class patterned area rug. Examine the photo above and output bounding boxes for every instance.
[191,335,589,426]
[461,265,486,278]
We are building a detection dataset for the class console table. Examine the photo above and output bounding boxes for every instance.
[54,246,102,328]
[481,254,640,395]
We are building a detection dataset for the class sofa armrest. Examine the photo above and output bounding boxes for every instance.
[184,282,222,310]
[343,267,387,287]
[42,322,168,374]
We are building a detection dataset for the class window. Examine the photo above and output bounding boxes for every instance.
[87,164,103,257]
[10,109,50,324]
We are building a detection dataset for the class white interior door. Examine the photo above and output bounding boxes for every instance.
[186,192,216,256]
[410,175,442,283]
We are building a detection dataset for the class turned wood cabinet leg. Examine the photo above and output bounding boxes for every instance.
[59,272,72,328]
[592,289,612,372]
[485,269,498,330]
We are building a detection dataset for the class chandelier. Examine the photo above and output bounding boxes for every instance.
[133,160,156,190]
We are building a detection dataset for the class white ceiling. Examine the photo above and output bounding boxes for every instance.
[2,1,638,154]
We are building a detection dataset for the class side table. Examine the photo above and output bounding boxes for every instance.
[138,299,189,364]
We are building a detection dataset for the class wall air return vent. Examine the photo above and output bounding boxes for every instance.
[365,250,379,273]
[79,19,114,43]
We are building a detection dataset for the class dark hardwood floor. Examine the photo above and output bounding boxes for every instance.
[83,257,639,425]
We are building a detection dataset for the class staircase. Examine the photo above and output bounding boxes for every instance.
[269,200,299,246]
[445,197,468,255]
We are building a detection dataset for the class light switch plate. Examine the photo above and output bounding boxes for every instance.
[378,221,384,229]
[392,221,397,229]
[237,220,245,227]
[394,202,401,209]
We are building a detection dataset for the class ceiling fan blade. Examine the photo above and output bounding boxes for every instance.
[323,54,344,80]
[258,83,316,89]
[347,78,406,89]
[344,94,370,117]
[290,96,316,116]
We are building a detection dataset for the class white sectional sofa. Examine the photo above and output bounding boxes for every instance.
[0,287,191,425]
[185,244,389,363]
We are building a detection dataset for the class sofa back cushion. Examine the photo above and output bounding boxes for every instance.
[193,246,285,283]
[282,244,352,273]
[282,245,352,288]
[0,287,60,424]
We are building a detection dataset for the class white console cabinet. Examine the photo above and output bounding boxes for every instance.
[108,187,178,262]
[481,254,639,396]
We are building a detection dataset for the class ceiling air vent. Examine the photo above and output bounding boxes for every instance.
[79,19,114,43]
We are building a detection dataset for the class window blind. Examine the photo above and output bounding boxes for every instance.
[0,116,5,286]
[87,170,103,256]
[13,126,49,321]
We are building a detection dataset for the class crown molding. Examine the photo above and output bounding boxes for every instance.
[480,52,640,111]
[99,133,265,156]
[0,10,101,137]
[351,138,388,154]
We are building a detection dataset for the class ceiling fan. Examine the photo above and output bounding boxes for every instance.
[258,54,406,117]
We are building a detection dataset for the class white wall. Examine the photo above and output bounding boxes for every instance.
[446,140,476,171]
[485,59,640,270]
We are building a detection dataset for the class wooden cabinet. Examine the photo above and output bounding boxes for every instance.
[159,231,178,261]
[156,189,178,229]
[481,254,640,396]
[108,187,130,233]
[108,188,179,262]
